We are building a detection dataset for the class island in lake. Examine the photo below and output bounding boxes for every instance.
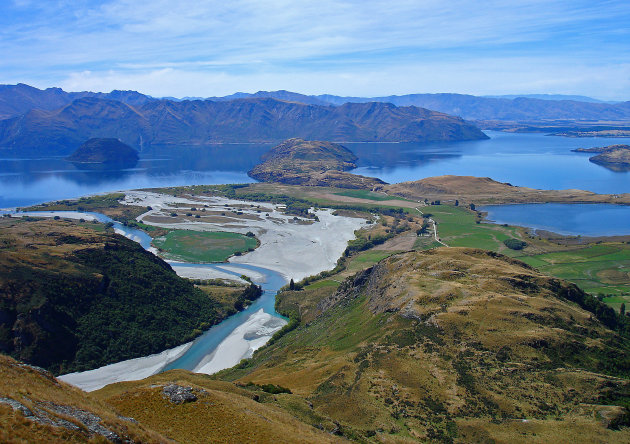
[66,138,139,164]
[572,144,630,172]
[248,137,386,189]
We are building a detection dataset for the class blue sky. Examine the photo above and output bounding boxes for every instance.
[1,0,629,99]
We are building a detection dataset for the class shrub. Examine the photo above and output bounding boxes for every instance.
[503,238,527,250]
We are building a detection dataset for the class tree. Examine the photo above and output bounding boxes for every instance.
[289,279,295,290]
[621,303,626,316]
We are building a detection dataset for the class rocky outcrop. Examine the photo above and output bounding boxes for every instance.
[162,384,201,404]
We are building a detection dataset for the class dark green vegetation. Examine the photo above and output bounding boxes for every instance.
[219,248,630,442]
[65,137,139,164]
[503,238,527,250]
[153,230,258,262]
[0,218,256,374]
[0,86,487,155]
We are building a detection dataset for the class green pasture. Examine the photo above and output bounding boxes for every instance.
[516,243,630,297]
[334,189,399,201]
[153,230,258,263]
[426,205,521,252]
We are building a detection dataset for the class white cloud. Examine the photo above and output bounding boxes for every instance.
[51,58,630,101]
[1,0,629,99]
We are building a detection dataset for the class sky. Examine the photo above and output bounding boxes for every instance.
[1,0,629,100]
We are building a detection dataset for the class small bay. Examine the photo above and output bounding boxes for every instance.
[480,203,630,236]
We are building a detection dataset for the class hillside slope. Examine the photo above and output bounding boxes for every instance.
[385,175,630,205]
[220,248,630,442]
[0,354,170,443]
[0,217,246,374]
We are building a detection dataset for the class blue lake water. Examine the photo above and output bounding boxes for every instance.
[350,131,630,193]
[480,203,630,236]
[2,131,630,208]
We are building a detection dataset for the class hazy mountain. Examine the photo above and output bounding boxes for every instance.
[0,96,488,155]
[211,91,630,121]
[483,93,610,103]
[208,90,331,106]
[0,83,154,120]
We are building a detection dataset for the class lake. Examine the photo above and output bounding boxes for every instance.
[480,203,630,237]
[1,131,630,209]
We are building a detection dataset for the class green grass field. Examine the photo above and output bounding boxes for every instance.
[334,189,399,201]
[514,243,630,299]
[152,230,258,263]
[425,205,522,252]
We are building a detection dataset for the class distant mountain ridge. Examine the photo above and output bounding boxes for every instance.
[237,91,630,121]
[3,83,629,124]
[0,91,488,155]
[0,83,155,120]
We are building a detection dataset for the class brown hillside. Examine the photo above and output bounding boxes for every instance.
[385,175,630,205]
[0,354,170,443]
[220,248,630,442]
[93,370,345,444]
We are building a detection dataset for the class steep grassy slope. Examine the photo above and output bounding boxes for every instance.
[0,354,169,443]
[220,248,630,442]
[93,370,345,444]
[0,217,249,374]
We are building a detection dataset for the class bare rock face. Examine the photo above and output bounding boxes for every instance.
[162,384,199,404]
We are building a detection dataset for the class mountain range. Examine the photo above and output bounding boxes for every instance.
[2,84,630,155]
[208,90,630,121]
[0,85,488,155]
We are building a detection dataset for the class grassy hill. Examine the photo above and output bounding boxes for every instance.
[0,354,170,443]
[218,248,630,442]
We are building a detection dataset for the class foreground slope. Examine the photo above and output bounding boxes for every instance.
[93,370,345,444]
[0,217,245,374]
[0,354,169,443]
[221,248,630,442]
